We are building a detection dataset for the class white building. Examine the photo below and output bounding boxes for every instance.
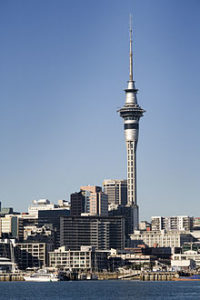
[49,245,108,271]
[130,230,194,248]
[172,250,200,268]
[109,248,154,266]
[171,258,195,270]
[151,216,191,231]
[28,199,70,217]
[28,199,55,217]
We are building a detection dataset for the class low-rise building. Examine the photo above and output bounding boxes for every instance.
[109,248,155,267]
[172,250,200,268]
[130,230,194,248]
[171,258,195,271]
[151,216,192,231]
[49,245,108,271]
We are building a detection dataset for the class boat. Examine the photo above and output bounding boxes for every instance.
[24,269,60,282]
[172,274,200,281]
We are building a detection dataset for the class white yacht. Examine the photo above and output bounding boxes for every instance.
[24,269,60,282]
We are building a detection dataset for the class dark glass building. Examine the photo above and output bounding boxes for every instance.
[60,216,125,250]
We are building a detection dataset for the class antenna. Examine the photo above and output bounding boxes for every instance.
[129,14,133,81]
[129,14,132,38]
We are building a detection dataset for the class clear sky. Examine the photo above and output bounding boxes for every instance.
[0,0,199,220]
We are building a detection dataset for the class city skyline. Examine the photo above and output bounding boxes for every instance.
[0,0,200,220]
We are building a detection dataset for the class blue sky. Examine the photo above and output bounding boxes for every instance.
[0,0,199,220]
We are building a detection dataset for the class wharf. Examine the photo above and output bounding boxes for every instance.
[0,271,181,282]
[0,273,24,281]
[140,272,177,281]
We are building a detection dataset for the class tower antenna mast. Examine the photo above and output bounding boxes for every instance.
[129,14,133,81]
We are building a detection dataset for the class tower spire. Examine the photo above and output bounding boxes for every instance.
[129,14,133,81]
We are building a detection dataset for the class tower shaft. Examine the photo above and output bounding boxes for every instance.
[127,141,137,205]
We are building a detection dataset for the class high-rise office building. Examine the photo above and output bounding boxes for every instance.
[71,186,108,217]
[80,186,108,217]
[70,192,85,216]
[118,22,145,230]
[103,179,127,208]
[60,216,125,250]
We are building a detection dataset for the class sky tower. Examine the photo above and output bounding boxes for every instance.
[118,20,145,230]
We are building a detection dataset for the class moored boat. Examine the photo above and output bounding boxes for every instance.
[24,269,60,282]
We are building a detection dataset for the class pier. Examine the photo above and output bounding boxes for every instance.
[140,272,177,281]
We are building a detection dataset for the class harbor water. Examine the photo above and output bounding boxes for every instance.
[0,280,199,299]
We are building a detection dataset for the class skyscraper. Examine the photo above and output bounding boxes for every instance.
[103,179,127,208]
[118,21,145,230]
[80,186,108,216]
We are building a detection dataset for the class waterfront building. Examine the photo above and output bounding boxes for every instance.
[0,257,14,272]
[151,216,192,231]
[171,258,195,271]
[0,239,12,259]
[172,250,200,268]
[118,22,145,231]
[49,245,108,271]
[0,239,16,271]
[60,216,125,250]
[15,242,53,270]
[109,248,155,269]
[103,179,127,208]
[130,230,194,248]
